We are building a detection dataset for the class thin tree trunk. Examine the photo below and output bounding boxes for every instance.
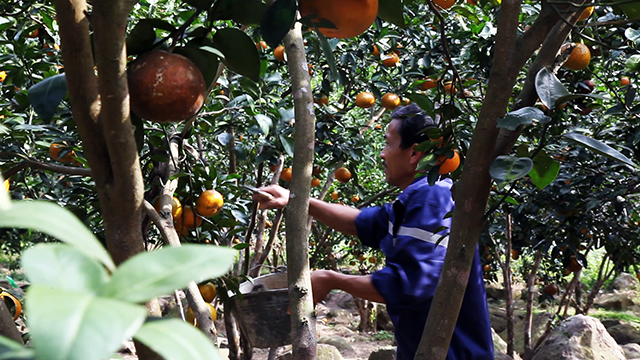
[282,22,317,360]
[523,250,542,359]
[503,211,514,359]
[225,305,242,360]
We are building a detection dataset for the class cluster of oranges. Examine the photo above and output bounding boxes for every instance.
[185,282,218,326]
[154,190,224,236]
[355,91,405,110]
[49,142,79,164]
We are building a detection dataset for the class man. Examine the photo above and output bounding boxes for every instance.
[255,104,494,360]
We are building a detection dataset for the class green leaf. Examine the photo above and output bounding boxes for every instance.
[497,107,550,130]
[22,244,110,294]
[211,0,268,25]
[255,114,273,135]
[134,319,222,360]
[625,54,640,71]
[211,28,260,82]
[618,1,640,20]
[489,156,533,182]
[279,134,295,156]
[0,336,35,360]
[260,0,296,48]
[27,74,68,122]
[0,201,115,271]
[182,0,214,9]
[408,93,435,119]
[27,285,146,360]
[126,20,156,56]
[317,30,338,81]
[378,0,405,28]
[563,132,638,168]
[144,19,177,32]
[103,245,236,303]
[535,68,569,110]
[528,150,560,190]
[174,46,221,89]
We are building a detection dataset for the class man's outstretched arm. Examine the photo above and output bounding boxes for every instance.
[311,270,385,304]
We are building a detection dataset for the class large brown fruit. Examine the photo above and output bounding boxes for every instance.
[128,51,206,123]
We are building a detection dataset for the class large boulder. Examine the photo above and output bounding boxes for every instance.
[368,346,396,360]
[318,336,355,356]
[499,312,553,355]
[493,328,523,360]
[612,273,639,291]
[605,323,640,345]
[531,314,625,360]
[376,304,395,331]
[277,344,343,360]
[595,292,636,311]
[621,343,640,359]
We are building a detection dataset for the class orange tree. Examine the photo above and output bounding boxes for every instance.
[1,0,640,358]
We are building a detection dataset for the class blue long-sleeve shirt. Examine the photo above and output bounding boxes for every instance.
[354,176,493,360]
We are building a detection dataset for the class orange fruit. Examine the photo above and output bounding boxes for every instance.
[372,44,380,57]
[418,78,438,90]
[3,179,9,192]
[562,43,591,70]
[196,190,224,217]
[368,256,376,264]
[483,264,491,272]
[298,0,379,39]
[27,28,39,38]
[185,303,217,326]
[467,0,477,5]
[314,94,329,105]
[274,45,286,61]
[374,124,382,129]
[543,284,558,296]
[351,194,360,202]
[311,178,321,187]
[49,143,75,163]
[355,92,376,108]
[154,196,183,219]
[443,82,456,94]
[198,282,217,303]
[566,256,582,272]
[433,0,456,10]
[256,40,267,51]
[180,206,203,230]
[511,249,519,260]
[436,150,461,174]
[330,191,339,200]
[0,71,6,82]
[281,167,293,181]
[269,164,277,172]
[621,76,630,86]
[577,6,594,21]
[381,52,399,67]
[381,93,401,110]
[334,167,352,183]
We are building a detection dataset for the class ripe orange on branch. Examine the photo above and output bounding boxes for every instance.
[355,92,376,108]
[577,6,594,21]
[274,45,286,61]
[381,52,400,67]
[418,78,438,90]
[180,206,203,230]
[196,190,224,217]
[3,179,9,192]
[49,143,75,163]
[185,303,217,326]
[561,43,591,70]
[128,50,206,123]
[621,76,630,86]
[381,93,401,110]
[436,150,461,174]
[334,167,352,183]
[198,282,217,303]
[298,0,379,39]
[154,196,183,219]
[433,0,456,10]
[281,167,293,182]
[0,71,6,82]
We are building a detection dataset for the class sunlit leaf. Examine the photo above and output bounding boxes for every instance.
[103,245,236,303]
[497,107,550,130]
[528,150,560,190]
[563,132,637,168]
[535,68,569,110]
[489,156,533,182]
[0,201,115,271]
[135,319,222,360]
[27,286,146,360]
[255,114,273,135]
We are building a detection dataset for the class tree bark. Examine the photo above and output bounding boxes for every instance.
[282,22,317,360]
[523,250,542,359]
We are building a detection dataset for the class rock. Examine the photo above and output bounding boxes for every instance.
[595,292,636,311]
[318,336,355,356]
[277,344,343,360]
[612,273,639,291]
[499,312,553,355]
[493,328,508,354]
[494,352,516,360]
[606,323,640,345]
[376,304,394,331]
[622,343,640,359]
[531,314,625,360]
[368,346,397,360]
[486,287,506,300]
[326,291,356,309]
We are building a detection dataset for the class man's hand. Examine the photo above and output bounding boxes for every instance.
[310,270,335,305]
[253,185,290,209]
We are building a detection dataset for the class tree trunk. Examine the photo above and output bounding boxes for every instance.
[282,22,317,360]
[523,251,542,358]
[503,212,514,359]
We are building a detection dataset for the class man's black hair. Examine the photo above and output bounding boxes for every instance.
[390,103,436,149]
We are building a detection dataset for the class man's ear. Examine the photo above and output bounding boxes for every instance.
[410,144,425,165]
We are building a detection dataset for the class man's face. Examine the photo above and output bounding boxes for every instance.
[381,119,419,190]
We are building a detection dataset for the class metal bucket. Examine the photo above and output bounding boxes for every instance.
[233,272,291,348]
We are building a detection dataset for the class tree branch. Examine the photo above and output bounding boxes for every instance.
[2,158,92,179]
